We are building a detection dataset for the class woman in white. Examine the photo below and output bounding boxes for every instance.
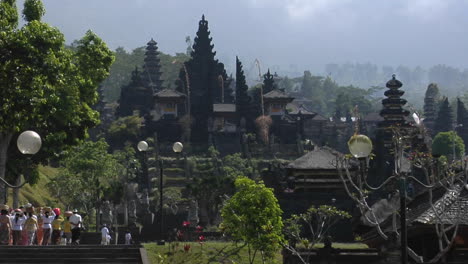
[11,209,27,245]
[100,224,110,245]
[41,209,55,245]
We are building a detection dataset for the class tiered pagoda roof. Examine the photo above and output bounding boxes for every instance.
[142,38,164,93]
[379,74,410,127]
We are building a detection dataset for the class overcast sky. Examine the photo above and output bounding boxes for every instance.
[17,0,468,76]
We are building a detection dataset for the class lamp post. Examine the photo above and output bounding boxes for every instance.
[347,133,408,264]
[137,141,150,191]
[137,140,183,244]
[2,131,42,204]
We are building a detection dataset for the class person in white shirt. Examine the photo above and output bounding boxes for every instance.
[11,209,26,245]
[69,209,82,245]
[41,209,56,245]
[125,231,132,245]
[100,224,110,245]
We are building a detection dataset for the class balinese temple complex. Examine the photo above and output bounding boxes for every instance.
[116,16,330,149]
[115,16,419,156]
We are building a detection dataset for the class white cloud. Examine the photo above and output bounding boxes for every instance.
[286,0,337,20]
[400,0,449,21]
[246,0,351,20]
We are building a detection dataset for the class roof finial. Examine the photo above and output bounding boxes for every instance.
[202,14,205,21]
[392,74,396,80]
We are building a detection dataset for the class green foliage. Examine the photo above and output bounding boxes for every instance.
[434,97,453,134]
[222,153,255,179]
[106,115,143,149]
[48,139,124,225]
[22,0,45,22]
[74,30,115,103]
[281,71,378,116]
[432,131,465,159]
[143,242,282,264]
[0,0,18,29]
[188,147,235,226]
[0,1,113,202]
[248,84,263,119]
[100,46,189,102]
[283,205,351,248]
[236,56,251,119]
[162,187,183,215]
[221,177,283,263]
[457,98,467,127]
[334,85,376,116]
[0,2,114,160]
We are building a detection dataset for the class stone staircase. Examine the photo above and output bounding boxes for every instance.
[158,157,190,198]
[0,245,148,264]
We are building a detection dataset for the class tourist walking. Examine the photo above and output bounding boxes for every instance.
[63,211,73,245]
[100,224,110,245]
[0,205,11,245]
[35,207,43,245]
[125,230,132,245]
[41,207,55,245]
[51,211,64,245]
[11,209,26,245]
[24,212,38,246]
[69,209,82,245]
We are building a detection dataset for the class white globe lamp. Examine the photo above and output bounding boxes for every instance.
[137,141,149,152]
[172,142,183,153]
[348,134,373,159]
[17,130,42,155]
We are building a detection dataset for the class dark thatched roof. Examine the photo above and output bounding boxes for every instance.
[287,147,342,170]
[263,89,294,101]
[311,113,328,121]
[213,104,236,112]
[410,183,468,225]
[154,89,186,98]
[287,103,316,116]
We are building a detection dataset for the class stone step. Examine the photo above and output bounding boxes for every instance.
[164,177,188,187]
[0,251,140,256]
[162,168,185,178]
[0,245,144,264]
[4,258,141,264]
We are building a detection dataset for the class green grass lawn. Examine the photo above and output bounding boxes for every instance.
[7,165,64,208]
[143,241,283,264]
[313,242,368,249]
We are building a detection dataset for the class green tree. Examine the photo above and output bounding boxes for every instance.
[100,46,189,102]
[0,0,114,203]
[106,115,143,150]
[48,139,123,228]
[236,56,251,122]
[282,205,351,264]
[221,177,283,264]
[457,98,468,150]
[432,131,465,160]
[222,153,255,179]
[188,147,235,226]
[434,97,453,134]
[334,86,374,116]
[248,84,263,120]
[457,98,468,128]
[423,83,440,125]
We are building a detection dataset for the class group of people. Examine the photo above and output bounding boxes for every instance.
[0,204,82,246]
[99,225,132,245]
